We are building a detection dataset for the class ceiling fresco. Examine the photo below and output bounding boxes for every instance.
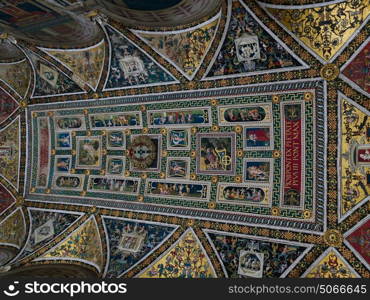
[0,0,368,279]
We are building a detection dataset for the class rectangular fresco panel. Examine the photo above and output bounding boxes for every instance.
[54,115,86,131]
[90,111,142,129]
[148,107,211,128]
[217,183,271,206]
[145,179,211,201]
[218,103,273,126]
[281,102,305,208]
[37,117,50,187]
[88,176,140,195]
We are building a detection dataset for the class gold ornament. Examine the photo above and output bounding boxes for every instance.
[273,150,281,158]
[234,126,243,134]
[234,176,242,183]
[303,210,312,219]
[211,125,219,132]
[320,64,339,81]
[137,195,144,202]
[271,207,280,216]
[304,92,314,102]
[208,202,217,209]
[272,95,280,104]
[323,229,343,247]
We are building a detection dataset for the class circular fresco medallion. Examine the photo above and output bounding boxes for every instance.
[128,136,157,169]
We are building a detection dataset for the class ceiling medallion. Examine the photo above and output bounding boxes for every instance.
[323,229,343,247]
[320,63,339,81]
[127,136,157,170]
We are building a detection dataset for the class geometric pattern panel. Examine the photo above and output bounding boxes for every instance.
[338,93,370,221]
[206,229,311,278]
[137,228,216,278]
[133,13,220,80]
[104,26,178,90]
[103,216,177,277]
[205,0,304,79]
[264,0,370,61]
[25,81,326,233]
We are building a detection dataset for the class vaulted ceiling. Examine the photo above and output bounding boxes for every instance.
[0,0,369,278]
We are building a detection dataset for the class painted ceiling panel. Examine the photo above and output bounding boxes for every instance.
[137,228,217,278]
[104,25,178,90]
[133,13,220,79]
[103,216,177,277]
[35,215,105,272]
[0,59,31,98]
[205,0,306,79]
[26,49,85,97]
[40,39,106,91]
[205,230,311,278]
[341,39,370,96]
[17,208,83,261]
[302,247,360,278]
[0,184,16,216]
[262,0,370,62]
